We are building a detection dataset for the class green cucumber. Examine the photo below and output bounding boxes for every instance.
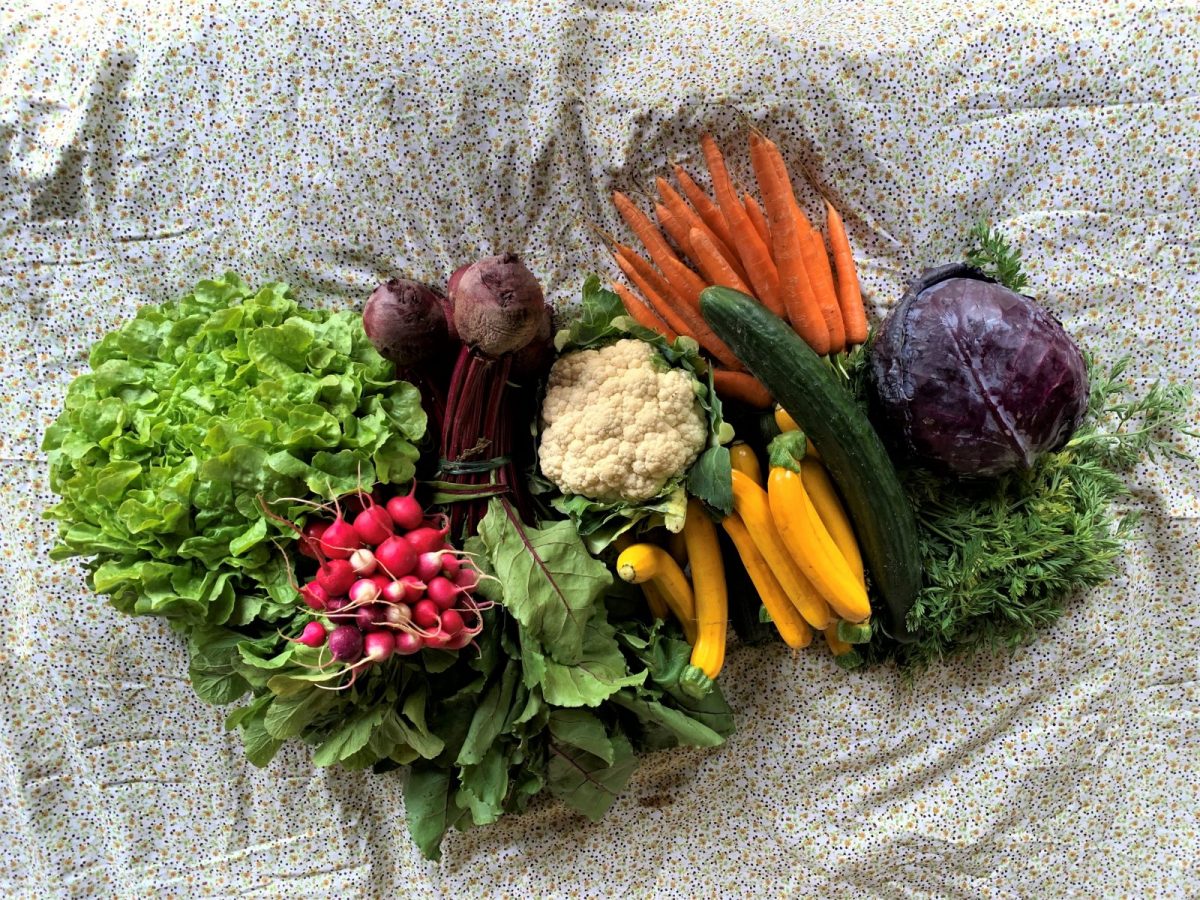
[700,286,922,643]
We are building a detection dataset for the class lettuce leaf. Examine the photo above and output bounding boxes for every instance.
[43,272,426,628]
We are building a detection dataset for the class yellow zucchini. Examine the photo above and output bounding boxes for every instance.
[641,580,670,622]
[729,441,763,486]
[721,513,812,649]
[730,469,833,630]
[823,625,853,656]
[614,533,670,620]
[682,499,728,678]
[800,457,865,587]
[774,405,799,433]
[767,465,872,624]
[616,543,697,643]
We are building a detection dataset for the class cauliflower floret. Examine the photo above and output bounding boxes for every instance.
[538,339,708,502]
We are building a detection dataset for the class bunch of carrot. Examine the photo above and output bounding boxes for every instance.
[605,130,868,409]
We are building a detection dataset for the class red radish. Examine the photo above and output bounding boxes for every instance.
[317,558,357,596]
[405,525,447,556]
[383,603,412,626]
[445,629,474,650]
[349,579,380,605]
[324,596,355,624]
[454,565,479,591]
[297,621,327,647]
[440,552,462,578]
[300,581,330,611]
[439,608,465,635]
[376,535,418,578]
[299,520,330,560]
[328,626,364,662]
[400,574,426,603]
[350,547,377,576]
[383,578,420,604]
[369,573,392,592]
[353,506,393,546]
[394,632,424,655]
[416,551,446,583]
[363,630,395,662]
[340,491,373,517]
[427,576,460,611]
[387,490,424,532]
[356,605,385,630]
[319,518,360,559]
[423,628,453,649]
[412,599,440,629]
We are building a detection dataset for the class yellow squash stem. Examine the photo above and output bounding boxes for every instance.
[729,441,763,486]
[773,407,819,458]
[766,433,871,623]
[616,543,697,643]
[682,499,728,679]
[823,623,864,670]
[721,513,812,648]
[730,469,833,629]
[800,457,866,587]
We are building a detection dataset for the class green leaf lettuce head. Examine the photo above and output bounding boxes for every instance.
[42,272,426,627]
[541,277,733,554]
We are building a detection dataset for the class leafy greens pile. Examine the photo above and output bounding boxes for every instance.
[43,274,734,862]
[42,273,426,627]
[196,499,732,860]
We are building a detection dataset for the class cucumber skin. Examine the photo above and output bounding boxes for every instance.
[701,286,921,643]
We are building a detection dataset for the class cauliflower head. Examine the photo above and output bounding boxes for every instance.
[539,339,708,503]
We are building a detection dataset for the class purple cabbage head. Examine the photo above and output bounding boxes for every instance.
[869,264,1089,477]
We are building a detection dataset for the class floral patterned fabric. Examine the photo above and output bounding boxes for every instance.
[2,0,1197,895]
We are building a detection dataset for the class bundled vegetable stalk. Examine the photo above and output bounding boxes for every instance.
[364,254,555,539]
[438,254,552,537]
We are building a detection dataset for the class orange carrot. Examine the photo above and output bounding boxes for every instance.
[712,369,773,409]
[612,191,707,303]
[743,193,771,250]
[610,245,693,334]
[610,245,745,371]
[655,202,696,257]
[674,164,737,252]
[748,131,829,354]
[825,200,869,346]
[688,227,751,294]
[699,135,784,316]
[794,204,845,353]
[657,177,750,286]
[612,282,678,342]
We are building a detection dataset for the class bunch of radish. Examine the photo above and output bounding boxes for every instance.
[277,483,488,686]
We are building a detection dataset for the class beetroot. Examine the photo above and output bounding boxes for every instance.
[451,254,545,357]
[363,278,449,369]
[440,254,547,536]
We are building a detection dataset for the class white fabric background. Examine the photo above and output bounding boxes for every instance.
[2,1,1198,896]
